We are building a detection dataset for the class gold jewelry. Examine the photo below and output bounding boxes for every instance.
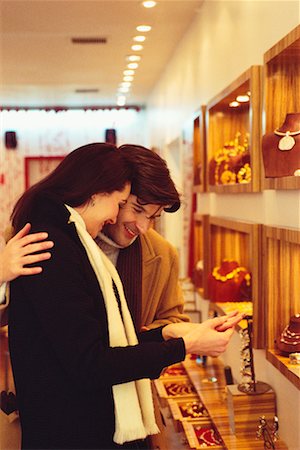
[274,129,300,151]
[212,265,251,285]
[220,167,236,184]
[237,163,251,183]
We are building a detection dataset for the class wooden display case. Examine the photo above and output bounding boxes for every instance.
[263,225,300,390]
[206,66,262,194]
[207,217,263,349]
[167,396,209,432]
[263,25,300,190]
[193,105,207,192]
[192,214,209,298]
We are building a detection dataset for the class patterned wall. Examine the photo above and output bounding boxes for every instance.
[0,109,146,238]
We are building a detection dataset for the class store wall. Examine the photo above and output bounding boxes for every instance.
[0,108,146,238]
[146,1,300,448]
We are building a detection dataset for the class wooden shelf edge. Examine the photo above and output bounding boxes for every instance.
[266,349,300,390]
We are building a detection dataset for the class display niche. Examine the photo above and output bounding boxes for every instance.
[206,66,262,194]
[207,216,263,349]
[263,225,300,390]
[191,214,209,299]
[262,25,300,190]
[192,105,207,192]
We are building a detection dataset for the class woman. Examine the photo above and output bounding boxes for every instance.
[9,143,242,450]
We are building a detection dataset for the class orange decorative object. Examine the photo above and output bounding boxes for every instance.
[207,259,251,302]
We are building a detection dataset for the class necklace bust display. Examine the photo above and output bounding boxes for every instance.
[276,314,300,355]
[262,113,300,178]
[207,259,251,302]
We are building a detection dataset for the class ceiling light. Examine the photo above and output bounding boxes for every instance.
[131,44,143,51]
[236,95,250,102]
[136,25,152,32]
[123,76,134,82]
[127,62,139,69]
[133,36,146,42]
[123,69,135,76]
[117,96,126,106]
[120,82,131,88]
[126,55,141,62]
[142,1,157,8]
[229,101,240,107]
[119,86,130,93]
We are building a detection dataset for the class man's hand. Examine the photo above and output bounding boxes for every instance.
[0,223,54,284]
[162,312,245,357]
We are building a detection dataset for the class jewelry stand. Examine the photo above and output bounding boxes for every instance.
[262,112,300,178]
[227,317,276,437]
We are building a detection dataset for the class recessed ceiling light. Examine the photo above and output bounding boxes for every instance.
[123,69,135,76]
[119,86,130,93]
[133,36,146,42]
[126,55,141,62]
[123,76,134,82]
[229,101,240,107]
[127,62,139,69]
[236,94,250,102]
[142,1,156,8]
[120,82,131,88]
[136,25,152,32]
[131,44,143,51]
[117,95,126,106]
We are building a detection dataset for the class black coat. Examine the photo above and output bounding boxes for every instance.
[9,194,185,450]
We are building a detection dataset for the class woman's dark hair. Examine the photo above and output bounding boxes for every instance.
[11,143,132,231]
[119,145,181,212]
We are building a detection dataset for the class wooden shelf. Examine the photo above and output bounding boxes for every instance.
[267,349,300,390]
[206,66,262,194]
[263,24,300,190]
[263,225,300,390]
[207,217,263,349]
[191,213,210,298]
[193,105,207,192]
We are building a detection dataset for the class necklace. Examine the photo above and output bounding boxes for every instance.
[274,129,300,151]
[212,265,251,286]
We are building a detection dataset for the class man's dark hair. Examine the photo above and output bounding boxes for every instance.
[119,145,180,212]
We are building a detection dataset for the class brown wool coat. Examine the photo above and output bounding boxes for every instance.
[140,228,190,329]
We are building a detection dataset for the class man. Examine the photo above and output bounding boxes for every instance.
[95,144,190,331]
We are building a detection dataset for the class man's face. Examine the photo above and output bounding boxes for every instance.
[103,194,164,247]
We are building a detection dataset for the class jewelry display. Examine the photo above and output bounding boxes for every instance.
[208,259,252,303]
[238,317,271,395]
[209,132,251,185]
[179,400,209,419]
[276,314,300,355]
[164,381,197,397]
[273,129,300,151]
[262,113,300,178]
[256,416,279,450]
[194,424,223,447]
[289,352,300,365]
[162,365,187,377]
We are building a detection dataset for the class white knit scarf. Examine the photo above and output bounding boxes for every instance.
[66,205,159,445]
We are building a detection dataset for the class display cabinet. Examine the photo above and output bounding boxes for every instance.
[263,225,300,390]
[263,25,300,190]
[207,217,263,348]
[191,213,209,298]
[193,105,207,192]
[153,356,288,450]
[206,66,262,194]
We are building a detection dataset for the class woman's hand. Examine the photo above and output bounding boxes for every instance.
[162,312,244,357]
[0,223,54,284]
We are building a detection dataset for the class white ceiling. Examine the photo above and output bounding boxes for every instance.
[0,0,203,108]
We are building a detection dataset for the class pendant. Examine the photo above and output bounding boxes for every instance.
[278,134,296,151]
